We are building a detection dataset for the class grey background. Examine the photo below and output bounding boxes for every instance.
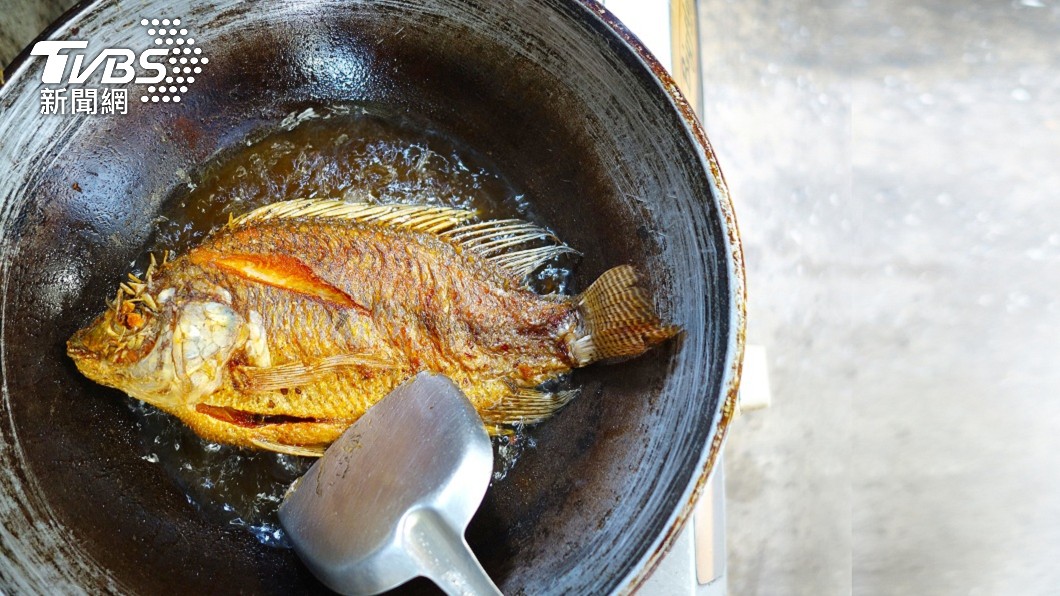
[3,1,1058,594]
[698,0,1060,594]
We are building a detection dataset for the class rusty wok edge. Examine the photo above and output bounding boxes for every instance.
[577,3,746,593]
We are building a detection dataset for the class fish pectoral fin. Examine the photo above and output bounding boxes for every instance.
[480,386,580,429]
[234,353,394,392]
[193,250,368,313]
[249,437,326,457]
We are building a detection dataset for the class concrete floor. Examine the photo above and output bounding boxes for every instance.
[4,1,1059,594]
[698,0,1060,593]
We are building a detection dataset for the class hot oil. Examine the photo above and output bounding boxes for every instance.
[129,106,573,547]
[148,105,552,259]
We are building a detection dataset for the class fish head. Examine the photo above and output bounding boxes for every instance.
[68,286,180,403]
[68,283,243,412]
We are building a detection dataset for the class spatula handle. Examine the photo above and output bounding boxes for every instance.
[405,508,503,596]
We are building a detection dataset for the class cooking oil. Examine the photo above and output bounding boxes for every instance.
[127,105,573,547]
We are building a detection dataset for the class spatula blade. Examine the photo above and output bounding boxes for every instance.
[279,372,495,595]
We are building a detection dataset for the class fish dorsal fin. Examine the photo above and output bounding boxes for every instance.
[229,199,577,283]
[228,199,477,234]
[437,219,578,280]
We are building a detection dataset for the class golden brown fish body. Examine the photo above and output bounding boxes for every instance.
[67,200,677,456]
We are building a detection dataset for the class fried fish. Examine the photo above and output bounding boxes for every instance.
[67,200,678,456]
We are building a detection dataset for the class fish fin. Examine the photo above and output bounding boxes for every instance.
[441,219,556,255]
[440,219,579,281]
[234,354,394,392]
[485,244,578,280]
[228,199,477,234]
[570,265,680,365]
[249,437,326,457]
[480,387,579,427]
[484,424,513,437]
[230,199,576,283]
[196,251,368,313]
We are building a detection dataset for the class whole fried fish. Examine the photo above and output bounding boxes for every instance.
[67,200,678,456]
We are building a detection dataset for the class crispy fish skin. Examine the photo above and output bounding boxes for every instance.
[67,200,678,456]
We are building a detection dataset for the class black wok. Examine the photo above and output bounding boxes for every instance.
[0,0,744,593]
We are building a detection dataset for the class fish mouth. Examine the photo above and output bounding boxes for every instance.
[194,404,331,429]
[66,339,108,382]
[66,340,94,361]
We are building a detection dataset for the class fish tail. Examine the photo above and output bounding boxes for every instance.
[569,265,680,366]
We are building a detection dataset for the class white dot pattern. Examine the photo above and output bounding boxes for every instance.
[139,16,208,104]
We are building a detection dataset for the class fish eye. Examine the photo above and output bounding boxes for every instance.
[117,308,147,330]
[110,299,157,337]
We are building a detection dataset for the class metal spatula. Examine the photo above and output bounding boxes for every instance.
[279,372,502,596]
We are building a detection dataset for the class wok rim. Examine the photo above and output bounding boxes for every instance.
[0,0,747,593]
[572,2,746,592]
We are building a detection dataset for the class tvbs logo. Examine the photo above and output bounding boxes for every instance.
[32,40,169,85]
[31,18,206,114]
